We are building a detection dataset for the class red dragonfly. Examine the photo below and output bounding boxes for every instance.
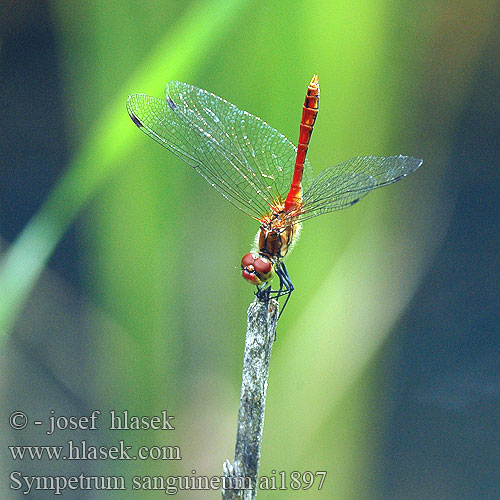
[127,76,422,315]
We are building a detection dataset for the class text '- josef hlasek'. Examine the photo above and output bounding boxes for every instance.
[9,409,175,434]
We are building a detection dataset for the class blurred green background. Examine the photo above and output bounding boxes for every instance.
[1,0,499,498]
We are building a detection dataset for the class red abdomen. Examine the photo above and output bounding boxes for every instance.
[284,75,320,211]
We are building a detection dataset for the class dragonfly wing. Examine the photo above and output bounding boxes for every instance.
[127,81,312,219]
[300,155,422,221]
[127,94,203,167]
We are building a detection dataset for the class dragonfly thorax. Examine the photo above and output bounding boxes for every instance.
[257,219,301,261]
[240,209,301,287]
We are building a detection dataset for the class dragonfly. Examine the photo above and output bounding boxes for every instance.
[127,76,422,316]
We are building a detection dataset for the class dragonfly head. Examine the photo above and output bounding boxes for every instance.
[241,253,273,286]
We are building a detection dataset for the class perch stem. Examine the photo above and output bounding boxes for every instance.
[222,294,278,499]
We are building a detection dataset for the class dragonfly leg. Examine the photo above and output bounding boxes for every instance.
[255,283,272,301]
[254,262,293,323]
[275,262,294,320]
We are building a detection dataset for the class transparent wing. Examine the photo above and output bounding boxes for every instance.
[127,81,312,220]
[299,156,422,222]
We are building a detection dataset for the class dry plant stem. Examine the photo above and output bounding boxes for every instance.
[222,294,278,500]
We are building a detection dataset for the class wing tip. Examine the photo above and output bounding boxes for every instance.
[166,95,177,111]
[129,111,144,128]
[126,95,144,128]
[404,155,424,171]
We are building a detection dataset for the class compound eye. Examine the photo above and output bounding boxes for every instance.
[254,257,272,276]
[241,253,255,268]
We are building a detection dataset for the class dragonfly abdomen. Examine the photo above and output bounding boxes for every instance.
[285,75,320,211]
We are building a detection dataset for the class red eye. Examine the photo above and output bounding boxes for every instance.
[254,257,272,275]
[241,253,255,268]
[241,254,273,285]
[242,268,262,285]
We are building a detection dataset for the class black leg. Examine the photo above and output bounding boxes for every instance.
[255,283,271,300]
[253,261,294,321]
[274,262,294,319]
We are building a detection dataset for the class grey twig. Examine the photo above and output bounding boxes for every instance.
[222,294,278,500]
